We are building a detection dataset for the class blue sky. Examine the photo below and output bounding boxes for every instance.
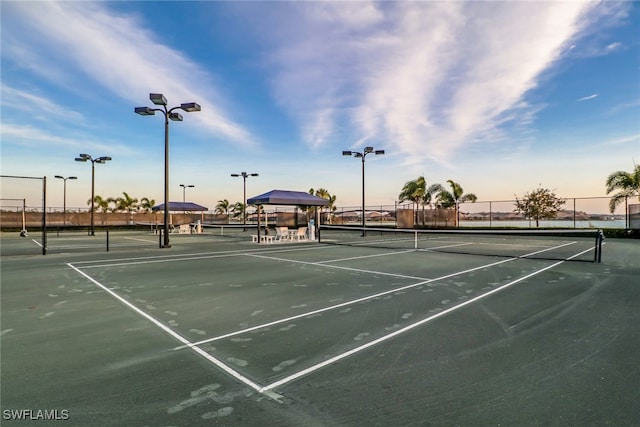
[1,1,638,212]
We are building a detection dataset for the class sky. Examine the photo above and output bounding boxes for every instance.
[1,1,639,213]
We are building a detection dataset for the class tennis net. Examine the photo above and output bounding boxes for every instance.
[200,223,259,239]
[318,225,604,262]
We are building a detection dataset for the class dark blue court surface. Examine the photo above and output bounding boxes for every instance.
[1,230,638,426]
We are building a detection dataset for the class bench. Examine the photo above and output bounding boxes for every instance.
[251,235,274,243]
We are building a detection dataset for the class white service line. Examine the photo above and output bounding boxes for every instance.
[259,244,595,392]
[247,253,429,281]
[31,239,43,248]
[315,249,415,264]
[66,263,263,393]
[70,242,336,268]
[123,236,158,243]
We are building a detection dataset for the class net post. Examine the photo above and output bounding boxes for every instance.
[596,230,604,263]
[106,229,110,252]
[42,176,47,255]
[159,228,163,248]
[414,230,418,250]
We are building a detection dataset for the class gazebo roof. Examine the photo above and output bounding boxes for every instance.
[152,202,208,212]
[247,190,329,206]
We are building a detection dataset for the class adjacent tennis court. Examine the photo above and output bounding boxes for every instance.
[1,228,638,426]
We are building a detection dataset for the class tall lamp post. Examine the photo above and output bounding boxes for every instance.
[180,184,195,203]
[231,172,258,227]
[54,175,77,226]
[342,146,385,236]
[135,93,201,248]
[74,154,111,236]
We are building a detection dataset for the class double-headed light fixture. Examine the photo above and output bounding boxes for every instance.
[74,154,111,236]
[180,184,195,203]
[342,146,385,236]
[54,175,77,226]
[135,93,201,248]
[231,172,259,227]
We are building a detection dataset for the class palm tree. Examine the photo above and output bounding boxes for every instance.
[106,197,119,213]
[87,195,110,224]
[398,178,422,225]
[115,192,139,213]
[606,163,640,214]
[215,199,231,215]
[231,202,245,221]
[139,197,155,212]
[313,188,329,223]
[398,176,442,226]
[87,195,109,213]
[139,197,156,227]
[436,180,477,227]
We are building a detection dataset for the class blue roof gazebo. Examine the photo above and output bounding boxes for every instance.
[246,190,329,241]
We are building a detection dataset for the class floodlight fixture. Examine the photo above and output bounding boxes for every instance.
[341,145,386,236]
[134,93,201,249]
[150,93,167,106]
[134,107,155,116]
[180,102,201,112]
[180,184,195,203]
[231,171,259,227]
[55,175,78,225]
[168,112,183,122]
[74,153,111,235]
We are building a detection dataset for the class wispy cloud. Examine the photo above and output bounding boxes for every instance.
[2,2,255,146]
[247,1,629,163]
[1,123,136,155]
[595,133,640,148]
[1,84,86,124]
[579,94,599,101]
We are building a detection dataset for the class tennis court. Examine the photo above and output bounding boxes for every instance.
[1,227,638,425]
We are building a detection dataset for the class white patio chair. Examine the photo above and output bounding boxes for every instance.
[294,227,308,241]
[275,227,289,242]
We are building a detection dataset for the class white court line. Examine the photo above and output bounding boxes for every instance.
[175,240,577,351]
[315,249,415,264]
[70,242,336,268]
[124,236,158,243]
[425,242,474,250]
[247,252,429,281]
[31,239,43,248]
[66,263,263,393]
[259,244,595,392]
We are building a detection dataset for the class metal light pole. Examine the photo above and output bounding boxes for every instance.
[54,175,77,226]
[342,146,385,236]
[180,184,195,203]
[135,93,201,248]
[231,172,258,227]
[74,154,111,236]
